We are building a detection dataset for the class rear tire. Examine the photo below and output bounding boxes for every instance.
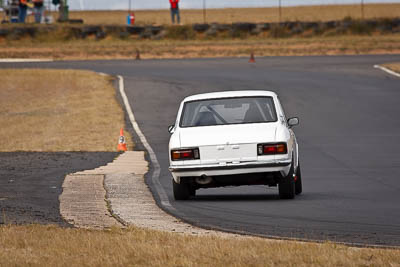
[279,160,295,199]
[173,179,190,200]
[295,162,303,195]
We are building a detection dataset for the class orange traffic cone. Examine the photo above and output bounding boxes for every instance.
[117,128,127,151]
[249,52,256,63]
[136,49,141,60]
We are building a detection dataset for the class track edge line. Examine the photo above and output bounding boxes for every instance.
[117,75,174,211]
[374,64,400,78]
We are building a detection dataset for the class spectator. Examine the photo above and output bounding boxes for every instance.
[18,0,27,23]
[33,0,44,23]
[169,0,180,24]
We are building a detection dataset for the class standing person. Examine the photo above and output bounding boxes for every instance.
[169,0,180,24]
[18,0,27,23]
[33,0,44,23]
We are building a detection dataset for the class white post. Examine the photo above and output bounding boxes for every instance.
[361,0,364,20]
[279,0,282,23]
[203,0,206,23]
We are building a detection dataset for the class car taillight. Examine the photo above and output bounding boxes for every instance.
[257,143,287,155]
[171,148,200,161]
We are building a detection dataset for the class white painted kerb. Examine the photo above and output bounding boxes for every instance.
[0,58,53,63]
[374,65,400,78]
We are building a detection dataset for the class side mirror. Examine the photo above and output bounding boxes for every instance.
[287,117,299,128]
[168,125,175,134]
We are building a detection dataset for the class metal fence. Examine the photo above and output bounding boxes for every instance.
[97,0,399,24]
[119,0,398,10]
[1,0,398,24]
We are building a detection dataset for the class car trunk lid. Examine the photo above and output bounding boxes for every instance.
[179,123,277,165]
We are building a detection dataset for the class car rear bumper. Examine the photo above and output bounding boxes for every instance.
[169,160,291,178]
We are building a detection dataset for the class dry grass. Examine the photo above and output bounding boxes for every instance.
[0,69,132,151]
[383,63,400,73]
[67,3,400,25]
[1,35,400,60]
[0,225,399,267]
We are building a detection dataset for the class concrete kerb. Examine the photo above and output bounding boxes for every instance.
[59,151,148,229]
[59,150,236,236]
[60,173,121,229]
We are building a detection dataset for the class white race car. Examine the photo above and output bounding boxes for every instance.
[168,91,302,200]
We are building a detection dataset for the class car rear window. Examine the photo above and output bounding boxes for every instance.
[180,96,277,127]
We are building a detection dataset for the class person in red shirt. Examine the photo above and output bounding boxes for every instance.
[169,0,180,24]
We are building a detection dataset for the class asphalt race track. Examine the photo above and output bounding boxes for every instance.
[0,152,119,225]
[2,55,400,246]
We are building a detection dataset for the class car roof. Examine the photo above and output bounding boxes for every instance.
[183,90,278,102]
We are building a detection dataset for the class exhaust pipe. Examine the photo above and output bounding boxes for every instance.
[195,175,213,185]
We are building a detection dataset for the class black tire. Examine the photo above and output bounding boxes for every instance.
[173,179,190,200]
[295,162,303,195]
[279,160,295,199]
